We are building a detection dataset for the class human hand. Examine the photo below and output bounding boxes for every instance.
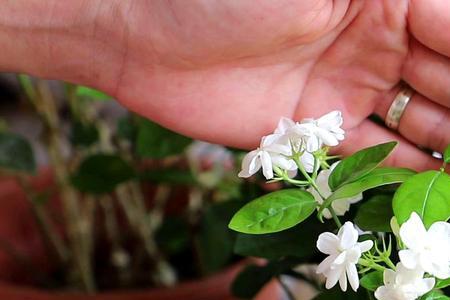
[2,0,449,171]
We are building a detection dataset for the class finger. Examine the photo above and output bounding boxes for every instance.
[403,38,450,108]
[334,119,443,172]
[375,88,450,154]
[409,0,450,58]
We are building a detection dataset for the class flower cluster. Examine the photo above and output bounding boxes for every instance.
[238,111,344,180]
[234,110,450,299]
[316,213,450,300]
[374,213,450,300]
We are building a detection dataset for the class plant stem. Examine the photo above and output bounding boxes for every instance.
[359,258,386,272]
[277,276,296,300]
[16,175,69,266]
[328,206,342,228]
[18,76,96,292]
[294,156,342,228]
[383,257,396,270]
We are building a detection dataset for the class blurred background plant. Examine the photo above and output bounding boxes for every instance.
[0,75,265,293]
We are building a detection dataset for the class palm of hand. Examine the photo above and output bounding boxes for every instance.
[106,0,446,170]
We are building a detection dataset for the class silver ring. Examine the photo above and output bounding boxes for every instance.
[385,85,414,130]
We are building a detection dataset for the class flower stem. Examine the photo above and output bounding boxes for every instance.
[328,206,342,228]
[383,257,396,270]
[359,258,386,272]
[293,156,342,228]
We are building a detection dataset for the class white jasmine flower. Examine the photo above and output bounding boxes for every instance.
[398,212,450,279]
[301,110,345,147]
[374,263,435,300]
[308,162,362,219]
[316,222,373,292]
[273,117,320,173]
[238,134,296,180]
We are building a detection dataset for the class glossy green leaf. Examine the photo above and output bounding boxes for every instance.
[70,121,99,147]
[76,86,111,101]
[319,167,414,218]
[436,278,450,289]
[234,218,331,259]
[328,142,397,191]
[0,132,36,173]
[444,144,450,164]
[136,119,191,158]
[228,189,316,234]
[360,271,384,291]
[420,290,449,300]
[393,170,450,228]
[71,154,136,194]
[355,195,394,232]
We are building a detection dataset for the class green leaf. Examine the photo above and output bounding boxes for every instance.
[420,290,449,300]
[319,167,414,218]
[136,119,191,158]
[393,170,450,228]
[328,167,414,203]
[197,201,243,274]
[436,278,450,289]
[228,189,317,234]
[360,271,384,291]
[234,218,331,260]
[140,168,196,185]
[71,154,136,194]
[444,144,450,164]
[355,195,394,232]
[76,86,111,101]
[0,132,36,173]
[70,121,99,147]
[328,142,397,191]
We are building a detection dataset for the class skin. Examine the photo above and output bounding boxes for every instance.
[1,0,449,171]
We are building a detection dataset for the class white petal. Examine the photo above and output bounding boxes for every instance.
[417,278,435,296]
[338,222,358,250]
[316,128,339,146]
[274,117,296,134]
[358,240,374,253]
[300,152,315,173]
[428,221,450,250]
[317,232,340,255]
[259,151,274,179]
[398,250,419,270]
[271,154,295,171]
[399,212,427,251]
[238,150,260,178]
[331,199,351,216]
[346,263,359,292]
[396,262,423,284]
[374,286,390,300]
[325,266,343,290]
[317,254,337,274]
[333,252,347,266]
[383,269,396,286]
[338,270,347,292]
